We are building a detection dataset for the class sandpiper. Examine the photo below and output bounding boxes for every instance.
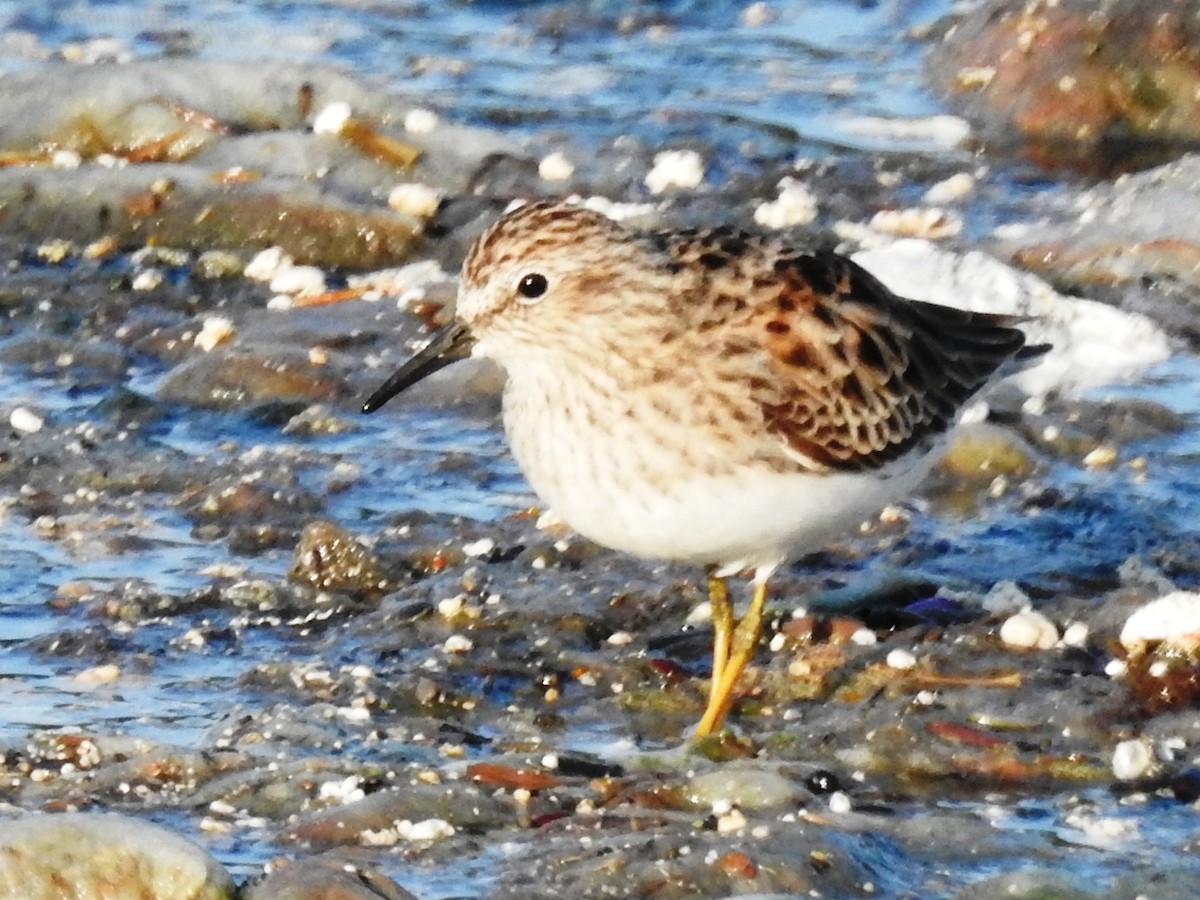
[364,200,1043,736]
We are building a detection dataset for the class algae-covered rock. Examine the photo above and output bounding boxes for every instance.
[0,812,235,900]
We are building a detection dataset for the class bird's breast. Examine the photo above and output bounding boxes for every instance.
[497,363,935,568]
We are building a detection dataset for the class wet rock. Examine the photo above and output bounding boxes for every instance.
[158,347,347,410]
[0,334,130,382]
[0,812,234,899]
[686,764,803,810]
[194,249,245,280]
[1169,768,1200,804]
[26,625,130,661]
[283,783,511,848]
[467,761,561,792]
[0,59,520,268]
[937,424,1037,483]
[180,474,322,537]
[245,854,416,900]
[1109,868,1200,899]
[0,165,423,271]
[281,404,359,437]
[1001,154,1200,344]
[1115,591,1200,711]
[928,0,1200,173]
[1125,651,1200,714]
[955,869,1091,900]
[289,521,394,598]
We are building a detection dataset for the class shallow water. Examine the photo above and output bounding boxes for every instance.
[14,1,942,150]
[1,1,1199,897]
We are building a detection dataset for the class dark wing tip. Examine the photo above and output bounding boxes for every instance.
[757,252,1046,473]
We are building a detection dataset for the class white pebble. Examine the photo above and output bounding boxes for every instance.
[740,2,774,26]
[644,149,705,193]
[534,509,568,532]
[387,182,442,218]
[577,195,658,222]
[999,610,1059,650]
[607,630,634,647]
[828,791,852,814]
[539,152,575,182]
[849,628,877,646]
[51,149,82,169]
[37,239,72,263]
[886,648,917,670]
[1105,658,1128,679]
[1083,444,1118,469]
[869,207,962,240]
[266,295,294,311]
[753,177,818,228]
[1120,591,1200,651]
[923,172,975,204]
[715,807,748,834]
[404,108,439,134]
[319,777,360,801]
[74,663,120,685]
[349,260,453,297]
[442,634,474,654]
[131,269,163,291]
[360,827,398,846]
[9,406,44,434]
[462,537,496,558]
[398,818,455,841]
[269,265,327,297]
[208,799,237,817]
[1060,621,1089,648]
[312,101,352,135]
[1112,739,1155,781]
[244,246,293,281]
[193,316,235,352]
[437,595,465,618]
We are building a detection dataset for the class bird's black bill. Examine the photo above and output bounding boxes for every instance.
[361,321,474,413]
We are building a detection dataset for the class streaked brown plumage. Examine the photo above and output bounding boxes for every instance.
[364,199,1043,736]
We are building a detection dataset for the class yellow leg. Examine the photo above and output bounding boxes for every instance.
[695,578,768,737]
[706,574,733,710]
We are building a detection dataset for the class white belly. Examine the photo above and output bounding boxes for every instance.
[501,373,938,571]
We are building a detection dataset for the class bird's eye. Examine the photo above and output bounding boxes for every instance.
[517,273,548,301]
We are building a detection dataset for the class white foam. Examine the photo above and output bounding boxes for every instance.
[854,239,1171,397]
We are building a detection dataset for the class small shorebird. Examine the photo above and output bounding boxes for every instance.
[363,200,1042,736]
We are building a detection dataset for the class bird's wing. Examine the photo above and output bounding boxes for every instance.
[742,248,1032,471]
